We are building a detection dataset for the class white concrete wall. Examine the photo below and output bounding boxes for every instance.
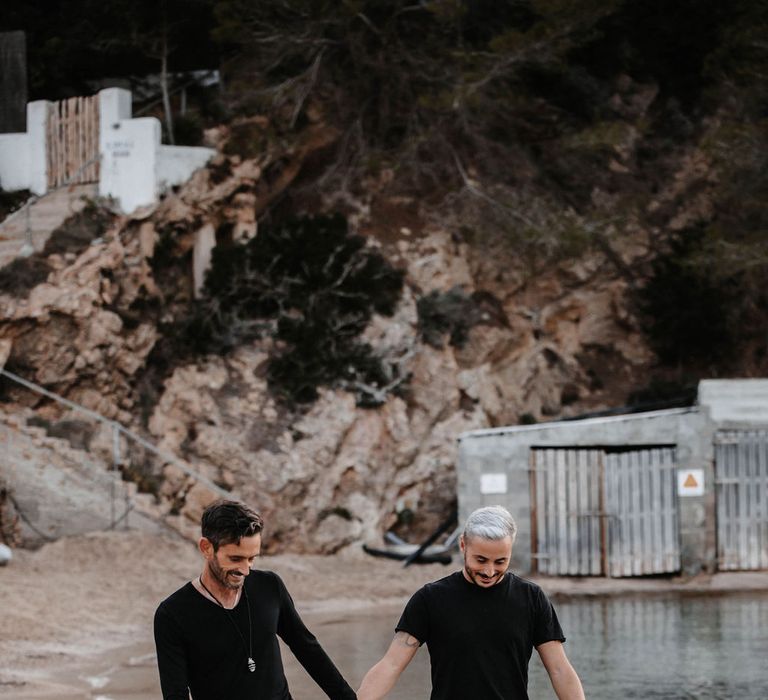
[0,100,48,194]
[98,88,152,212]
[26,101,49,195]
[698,379,768,423]
[98,88,214,213]
[1,87,216,213]
[99,87,132,131]
[158,144,215,191]
[100,115,161,213]
[0,132,30,191]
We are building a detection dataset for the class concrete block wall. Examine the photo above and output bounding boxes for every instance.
[457,407,711,576]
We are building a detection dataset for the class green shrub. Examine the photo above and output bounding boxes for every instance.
[42,204,114,257]
[0,188,30,221]
[635,227,741,366]
[0,203,114,298]
[176,214,405,406]
[172,113,204,146]
[627,377,698,409]
[0,256,51,297]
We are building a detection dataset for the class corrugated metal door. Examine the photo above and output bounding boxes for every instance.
[715,430,768,571]
[532,447,680,577]
[531,448,604,576]
[605,447,680,577]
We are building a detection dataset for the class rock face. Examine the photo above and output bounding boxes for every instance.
[0,410,163,546]
[148,343,488,552]
[0,223,159,422]
[0,123,683,552]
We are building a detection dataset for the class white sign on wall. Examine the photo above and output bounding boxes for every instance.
[480,473,508,495]
[677,469,705,497]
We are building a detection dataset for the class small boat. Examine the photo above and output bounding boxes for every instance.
[363,520,461,566]
[362,542,454,565]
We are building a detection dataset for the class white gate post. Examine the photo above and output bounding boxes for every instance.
[26,100,50,195]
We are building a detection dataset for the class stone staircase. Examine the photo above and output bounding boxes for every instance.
[0,184,98,267]
[0,409,165,546]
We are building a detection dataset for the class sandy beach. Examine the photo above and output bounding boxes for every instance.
[2,530,767,698]
[0,530,450,698]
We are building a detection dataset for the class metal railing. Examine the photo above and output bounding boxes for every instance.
[1,420,131,541]
[0,368,230,533]
[0,154,103,258]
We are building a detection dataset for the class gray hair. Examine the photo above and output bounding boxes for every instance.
[462,506,517,544]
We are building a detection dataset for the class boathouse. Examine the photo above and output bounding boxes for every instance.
[457,379,768,577]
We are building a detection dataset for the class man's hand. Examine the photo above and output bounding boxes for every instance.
[357,631,421,700]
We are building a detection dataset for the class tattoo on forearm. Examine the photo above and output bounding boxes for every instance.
[394,631,419,648]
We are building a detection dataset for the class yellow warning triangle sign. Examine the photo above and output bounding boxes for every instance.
[683,473,699,488]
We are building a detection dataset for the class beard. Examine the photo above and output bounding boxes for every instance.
[463,554,504,586]
[208,555,244,590]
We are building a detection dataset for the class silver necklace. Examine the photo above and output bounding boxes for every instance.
[199,576,256,673]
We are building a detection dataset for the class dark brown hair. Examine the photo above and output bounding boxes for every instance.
[201,500,263,550]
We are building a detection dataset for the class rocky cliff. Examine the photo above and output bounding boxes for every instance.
[0,98,752,551]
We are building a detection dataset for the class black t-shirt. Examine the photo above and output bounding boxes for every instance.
[154,570,355,700]
[396,571,565,700]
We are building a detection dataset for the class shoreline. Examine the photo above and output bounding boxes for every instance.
[534,570,768,599]
[2,530,767,698]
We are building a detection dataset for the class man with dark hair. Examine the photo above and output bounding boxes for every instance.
[154,499,356,699]
[358,505,585,700]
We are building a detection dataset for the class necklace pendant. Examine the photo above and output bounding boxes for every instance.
[248,657,256,673]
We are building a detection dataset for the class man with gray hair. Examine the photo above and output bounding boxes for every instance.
[358,505,585,699]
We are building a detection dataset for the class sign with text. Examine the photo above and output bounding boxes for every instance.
[480,472,508,495]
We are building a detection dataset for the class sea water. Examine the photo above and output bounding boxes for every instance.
[39,592,768,699]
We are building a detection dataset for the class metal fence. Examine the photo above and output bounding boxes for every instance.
[0,418,135,544]
[0,368,229,545]
[531,446,681,577]
[716,430,768,571]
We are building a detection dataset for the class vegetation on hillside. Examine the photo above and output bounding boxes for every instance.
[4,0,768,403]
[1,0,218,99]
[157,215,406,407]
[632,2,768,380]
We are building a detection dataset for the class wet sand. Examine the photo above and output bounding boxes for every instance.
[25,610,433,700]
[2,530,767,698]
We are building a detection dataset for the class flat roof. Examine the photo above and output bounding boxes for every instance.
[458,406,700,441]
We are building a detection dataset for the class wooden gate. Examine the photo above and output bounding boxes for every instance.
[46,95,100,188]
[532,447,681,577]
[715,430,768,571]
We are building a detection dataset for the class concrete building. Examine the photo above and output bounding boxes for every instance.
[457,379,768,577]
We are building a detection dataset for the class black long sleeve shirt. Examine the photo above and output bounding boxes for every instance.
[154,569,356,700]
